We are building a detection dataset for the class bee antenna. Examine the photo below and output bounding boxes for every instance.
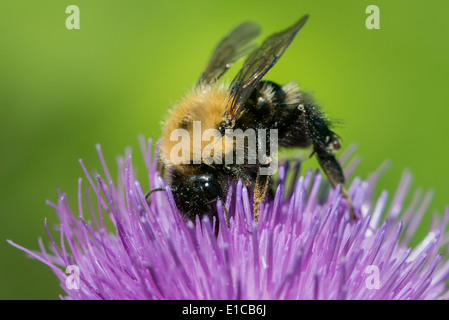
[145,187,166,203]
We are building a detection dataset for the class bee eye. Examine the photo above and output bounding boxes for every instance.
[200,178,222,201]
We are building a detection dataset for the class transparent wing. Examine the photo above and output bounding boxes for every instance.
[197,22,261,85]
[225,15,309,120]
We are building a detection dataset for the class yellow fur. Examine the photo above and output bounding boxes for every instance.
[160,83,233,169]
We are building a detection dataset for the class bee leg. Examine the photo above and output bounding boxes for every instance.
[219,198,230,229]
[208,196,230,230]
[315,149,356,219]
[253,173,271,222]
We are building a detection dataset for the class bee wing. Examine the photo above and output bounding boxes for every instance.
[197,22,261,85]
[226,15,309,120]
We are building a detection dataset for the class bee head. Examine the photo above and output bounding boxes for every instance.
[170,167,224,223]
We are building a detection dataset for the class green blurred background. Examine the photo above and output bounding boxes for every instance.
[1,0,448,299]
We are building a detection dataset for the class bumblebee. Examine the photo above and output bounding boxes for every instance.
[152,15,354,235]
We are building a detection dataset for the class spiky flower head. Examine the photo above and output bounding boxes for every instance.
[9,140,449,299]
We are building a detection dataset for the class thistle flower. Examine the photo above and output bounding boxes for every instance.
[8,140,449,300]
